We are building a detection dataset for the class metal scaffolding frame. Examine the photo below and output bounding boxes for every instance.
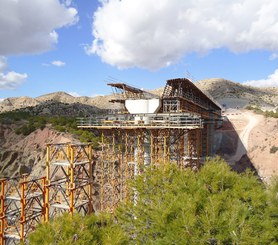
[77,78,222,213]
[0,176,45,244]
[78,78,221,212]
[0,143,94,244]
[86,126,208,214]
[45,143,93,221]
[0,78,223,244]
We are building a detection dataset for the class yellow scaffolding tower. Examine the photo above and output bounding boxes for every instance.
[45,143,93,221]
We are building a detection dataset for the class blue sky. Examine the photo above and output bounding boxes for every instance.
[1,0,278,99]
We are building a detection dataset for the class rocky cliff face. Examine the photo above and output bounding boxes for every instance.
[0,124,78,178]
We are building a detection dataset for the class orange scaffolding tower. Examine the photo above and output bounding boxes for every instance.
[0,175,45,244]
[0,143,94,244]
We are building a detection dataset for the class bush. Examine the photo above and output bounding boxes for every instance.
[16,124,36,136]
[270,146,278,154]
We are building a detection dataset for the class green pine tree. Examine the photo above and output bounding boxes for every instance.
[117,157,278,244]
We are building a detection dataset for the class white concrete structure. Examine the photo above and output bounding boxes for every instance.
[125,98,161,114]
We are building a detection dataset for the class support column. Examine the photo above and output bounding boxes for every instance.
[179,130,185,168]
[69,145,75,218]
[88,144,93,214]
[0,179,5,245]
[150,131,154,167]
[20,176,27,242]
[100,131,105,212]
[45,145,50,222]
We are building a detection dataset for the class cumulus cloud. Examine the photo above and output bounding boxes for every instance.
[86,0,278,70]
[52,60,66,67]
[243,69,278,87]
[0,56,27,90]
[0,0,78,56]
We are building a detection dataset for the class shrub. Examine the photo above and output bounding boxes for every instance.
[270,146,278,154]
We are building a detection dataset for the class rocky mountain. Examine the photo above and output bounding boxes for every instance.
[196,78,278,109]
[1,79,278,114]
[0,91,120,114]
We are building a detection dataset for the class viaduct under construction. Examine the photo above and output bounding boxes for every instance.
[79,78,222,169]
[0,78,221,244]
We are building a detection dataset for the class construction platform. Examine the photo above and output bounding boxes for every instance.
[77,78,222,169]
[77,113,203,129]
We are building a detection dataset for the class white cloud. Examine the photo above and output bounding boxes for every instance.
[52,60,66,67]
[0,57,8,72]
[0,0,78,56]
[63,0,72,7]
[42,60,66,67]
[243,69,278,87]
[87,0,278,70]
[0,56,27,90]
[91,93,104,97]
[68,91,81,97]
[269,53,278,60]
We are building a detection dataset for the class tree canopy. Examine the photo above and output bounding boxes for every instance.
[28,157,278,244]
[118,157,278,244]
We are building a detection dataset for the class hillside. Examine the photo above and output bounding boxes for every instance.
[216,109,278,182]
[0,124,77,177]
[1,79,278,113]
[0,91,120,113]
[0,78,278,181]
[196,78,278,109]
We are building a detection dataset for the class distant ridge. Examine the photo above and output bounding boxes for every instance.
[1,78,278,113]
[0,91,119,113]
[195,78,278,109]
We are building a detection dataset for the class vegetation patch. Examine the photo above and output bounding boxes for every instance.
[270,145,278,154]
[28,213,128,245]
[29,158,278,244]
[246,105,278,118]
[0,110,100,148]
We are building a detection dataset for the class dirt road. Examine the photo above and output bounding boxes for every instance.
[226,110,261,163]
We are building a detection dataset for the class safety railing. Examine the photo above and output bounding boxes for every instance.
[77,113,203,128]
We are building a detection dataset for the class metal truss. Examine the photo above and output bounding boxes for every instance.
[45,143,93,221]
[0,176,45,244]
[91,127,207,213]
